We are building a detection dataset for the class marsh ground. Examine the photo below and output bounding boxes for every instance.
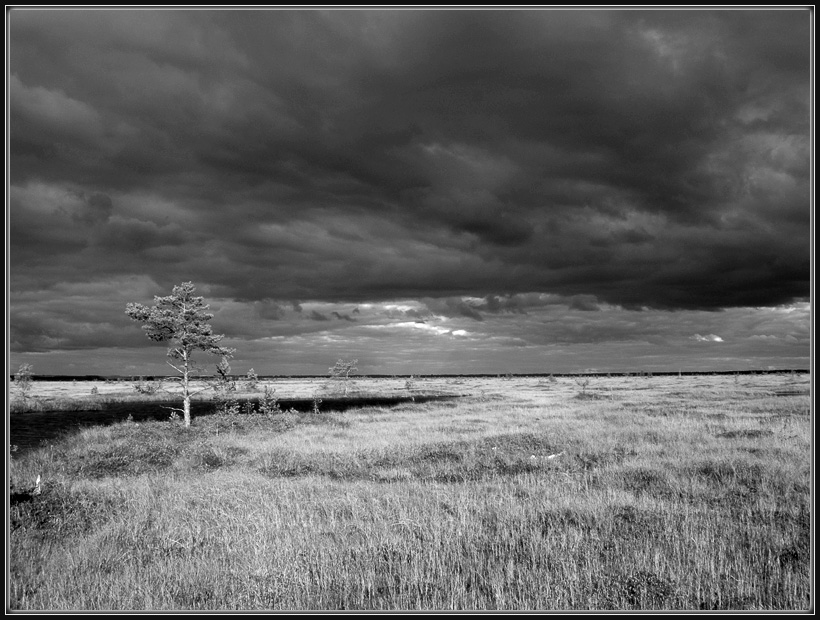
[7,373,812,610]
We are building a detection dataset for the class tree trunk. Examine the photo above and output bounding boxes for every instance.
[182,349,192,427]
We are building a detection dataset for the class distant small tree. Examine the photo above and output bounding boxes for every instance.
[328,358,358,396]
[14,363,33,399]
[213,356,239,415]
[245,368,259,391]
[126,281,235,427]
[214,357,237,394]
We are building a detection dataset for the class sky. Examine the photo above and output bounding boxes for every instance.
[7,8,813,376]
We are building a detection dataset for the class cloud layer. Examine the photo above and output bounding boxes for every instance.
[8,9,811,374]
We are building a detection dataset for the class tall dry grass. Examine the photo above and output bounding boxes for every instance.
[8,374,811,610]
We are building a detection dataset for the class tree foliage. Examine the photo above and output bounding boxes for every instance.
[126,281,234,426]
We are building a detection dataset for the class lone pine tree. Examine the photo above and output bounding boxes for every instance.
[126,281,235,427]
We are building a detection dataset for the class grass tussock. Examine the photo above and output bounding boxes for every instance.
[8,374,811,611]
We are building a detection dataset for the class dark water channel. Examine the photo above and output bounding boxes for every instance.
[9,395,458,456]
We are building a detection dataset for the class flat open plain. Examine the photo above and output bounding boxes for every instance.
[8,373,812,610]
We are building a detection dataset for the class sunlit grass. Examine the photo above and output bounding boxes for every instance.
[9,374,811,610]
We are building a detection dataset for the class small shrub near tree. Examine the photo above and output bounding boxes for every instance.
[258,386,281,415]
[213,357,240,416]
[245,368,259,391]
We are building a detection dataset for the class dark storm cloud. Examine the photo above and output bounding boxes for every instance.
[9,9,811,358]
[9,279,159,352]
[569,295,601,312]
[331,311,357,322]
[420,293,576,320]
[423,297,485,322]
[482,294,528,315]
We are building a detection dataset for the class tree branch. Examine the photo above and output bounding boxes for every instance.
[160,405,185,414]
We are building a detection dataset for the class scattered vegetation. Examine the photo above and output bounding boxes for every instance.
[14,363,34,400]
[9,395,109,414]
[8,374,811,610]
[133,377,164,395]
[326,358,359,396]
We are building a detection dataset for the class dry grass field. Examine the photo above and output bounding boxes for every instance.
[8,373,812,610]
